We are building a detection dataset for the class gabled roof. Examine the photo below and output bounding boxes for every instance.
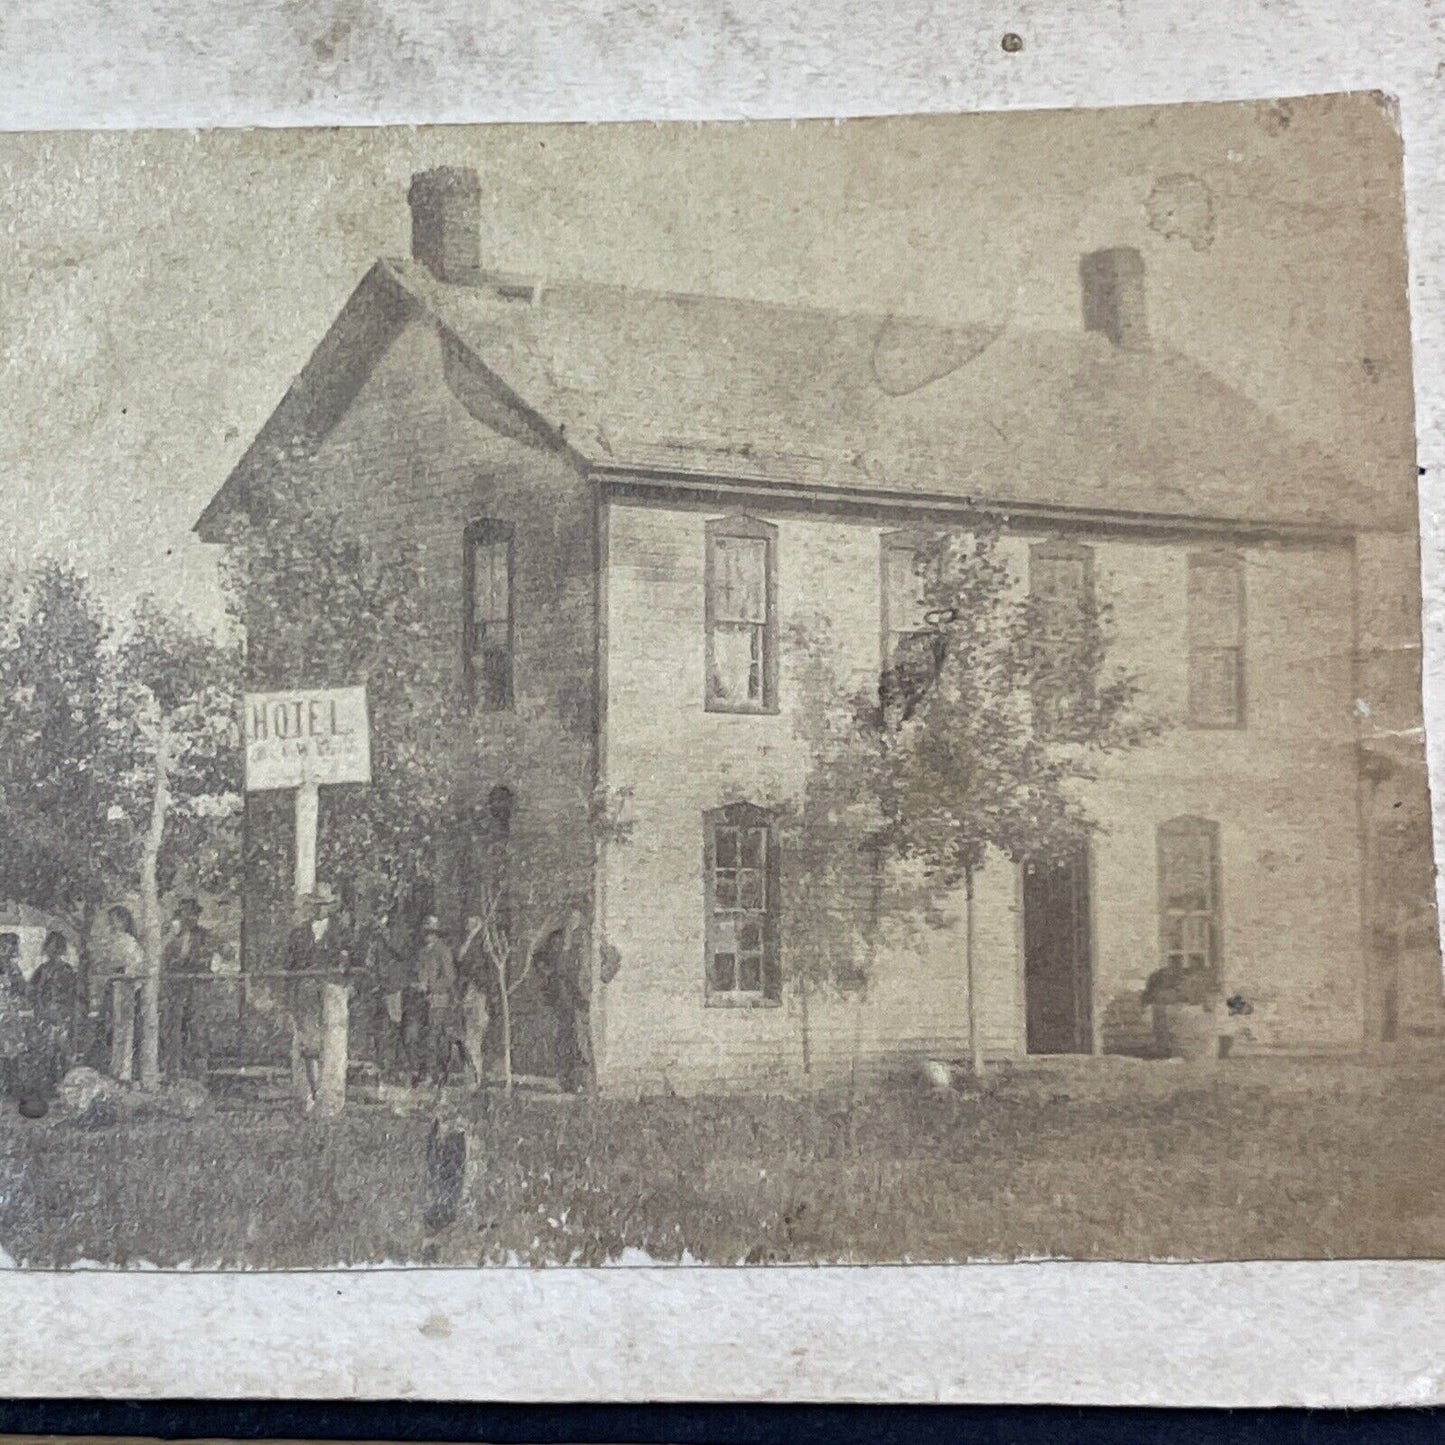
[199,257,1390,541]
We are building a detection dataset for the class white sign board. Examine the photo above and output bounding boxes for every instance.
[243,686,371,792]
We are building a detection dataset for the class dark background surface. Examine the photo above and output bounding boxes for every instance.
[0,1405,1442,1443]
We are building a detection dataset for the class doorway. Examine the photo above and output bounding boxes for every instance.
[1022,847,1094,1054]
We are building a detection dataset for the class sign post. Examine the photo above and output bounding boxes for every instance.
[294,779,321,900]
[243,686,372,1115]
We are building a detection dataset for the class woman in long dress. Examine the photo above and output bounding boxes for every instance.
[100,906,148,1083]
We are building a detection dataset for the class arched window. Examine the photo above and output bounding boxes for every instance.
[1157,816,1222,975]
[703,802,781,1004]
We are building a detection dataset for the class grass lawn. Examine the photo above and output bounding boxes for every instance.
[1,1054,1442,1267]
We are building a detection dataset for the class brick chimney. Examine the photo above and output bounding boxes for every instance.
[407,167,481,284]
[1080,246,1147,349]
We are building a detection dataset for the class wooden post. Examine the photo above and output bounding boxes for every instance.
[138,975,162,1090]
[294,778,320,903]
[318,981,349,1117]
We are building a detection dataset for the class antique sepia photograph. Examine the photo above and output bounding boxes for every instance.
[0,94,1438,1268]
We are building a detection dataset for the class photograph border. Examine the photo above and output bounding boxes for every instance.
[0,0,1441,1405]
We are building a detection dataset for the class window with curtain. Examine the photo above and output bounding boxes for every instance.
[704,803,781,1003]
[1157,816,1221,976]
[705,517,777,712]
[1187,552,1245,728]
[464,519,514,711]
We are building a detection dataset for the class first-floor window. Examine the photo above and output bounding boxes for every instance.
[704,802,781,1003]
[1157,816,1221,975]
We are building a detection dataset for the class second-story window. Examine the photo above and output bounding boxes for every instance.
[464,519,514,711]
[881,534,933,664]
[1029,539,1096,736]
[1187,552,1245,728]
[880,531,942,716]
[705,515,777,712]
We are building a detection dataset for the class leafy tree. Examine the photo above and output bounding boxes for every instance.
[770,631,889,1079]
[0,566,241,1086]
[111,599,242,1082]
[220,475,631,1092]
[877,525,1154,1073]
[217,476,468,933]
[785,526,1154,1078]
[0,562,121,918]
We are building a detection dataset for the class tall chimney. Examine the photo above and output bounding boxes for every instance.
[1080,246,1147,349]
[407,167,481,284]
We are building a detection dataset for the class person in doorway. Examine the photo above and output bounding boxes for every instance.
[539,902,593,1094]
[100,905,149,1083]
[29,930,79,1094]
[455,912,490,1090]
[160,897,218,1082]
[412,916,463,1088]
[279,883,347,1112]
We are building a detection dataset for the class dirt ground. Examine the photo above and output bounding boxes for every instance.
[1,1053,1442,1267]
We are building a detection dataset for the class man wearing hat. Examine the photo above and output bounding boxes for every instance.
[161,897,218,1081]
[408,915,461,1088]
[279,882,349,1111]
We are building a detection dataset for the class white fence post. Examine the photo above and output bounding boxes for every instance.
[318,981,349,1116]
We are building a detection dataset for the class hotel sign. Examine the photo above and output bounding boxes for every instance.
[243,686,371,792]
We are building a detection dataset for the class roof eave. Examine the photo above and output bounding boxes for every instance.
[591,461,1358,545]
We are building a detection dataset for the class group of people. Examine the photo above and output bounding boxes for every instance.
[96,898,224,1085]
[279,883,597,1112]
[0,928,83,1098]
[0,882,603,1111]
[0,896,223,1099]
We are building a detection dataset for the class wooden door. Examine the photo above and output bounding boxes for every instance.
[1023,848,1093,1054]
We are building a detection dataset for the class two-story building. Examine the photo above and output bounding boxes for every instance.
[197,166,1439,1094]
